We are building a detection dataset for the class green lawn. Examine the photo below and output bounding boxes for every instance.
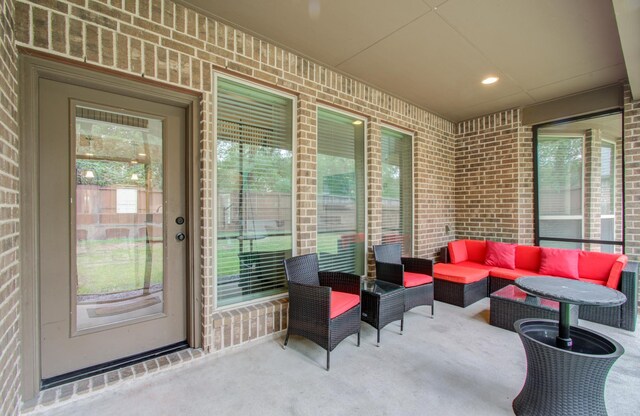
[77,239,163,295]
[77,232,355,294]
[216,232,349,277]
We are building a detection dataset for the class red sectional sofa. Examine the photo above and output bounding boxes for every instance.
[433,239,638,331]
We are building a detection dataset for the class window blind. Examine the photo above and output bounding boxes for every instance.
[216,77,293,307]
[317,108,365,275]
[381,127,413,255]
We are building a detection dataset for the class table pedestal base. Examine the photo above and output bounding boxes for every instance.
[513,319,623,416]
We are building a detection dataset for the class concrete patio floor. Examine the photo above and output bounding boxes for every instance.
[35,298,639,416]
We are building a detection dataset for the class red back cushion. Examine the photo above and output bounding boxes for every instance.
[484,241,516,269]
[539,247,580,280]
[578,251,620,282]
[606,255,628,289]
[448,240,468,264]
[515,245,542,272]
[465,240,487,263]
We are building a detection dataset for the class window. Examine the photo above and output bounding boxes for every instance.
[534,112,623,252]
[215,76,295,307]
[316,108,366,275]
[381,127,413,254]
[116,188,138,214]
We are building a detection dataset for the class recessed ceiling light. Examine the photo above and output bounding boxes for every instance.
[352,120,363,125]
[482,76,499,85]
[138,153,147,157]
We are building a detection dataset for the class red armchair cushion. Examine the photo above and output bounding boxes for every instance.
[484,241,517,269]
[448,240,468,263]
[515,245,541,272]
[539,248,580,280]
[404,272,433,288]
[330,291,360,319]
[606,255,628,289]
[465,240,487,263]
[433,263,489,284]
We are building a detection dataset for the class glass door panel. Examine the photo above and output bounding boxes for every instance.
[74,105,165,332]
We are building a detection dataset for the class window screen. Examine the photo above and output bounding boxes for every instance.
[381,127,413,254]
[317,108,366,275]
[215,77,294,306]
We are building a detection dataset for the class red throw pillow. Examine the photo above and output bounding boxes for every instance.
[484,241,516,269]
[539,247,580,280]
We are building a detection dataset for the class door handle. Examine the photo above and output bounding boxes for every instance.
[175,232,186,242]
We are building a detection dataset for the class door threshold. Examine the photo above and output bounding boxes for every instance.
[41,341,188,390]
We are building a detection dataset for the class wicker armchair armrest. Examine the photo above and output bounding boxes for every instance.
[376,261,404,286]
[402,257,433,275]
[318,271,361,296]
[288,282,331,325]
[619,261,638,331]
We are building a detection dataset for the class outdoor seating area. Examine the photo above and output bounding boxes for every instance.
[3,1,640,416]
[435,239,638,331]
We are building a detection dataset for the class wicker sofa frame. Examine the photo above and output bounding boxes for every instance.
[373,244,434,315]
[434,277,487,308]
[283,253,361,370]
[440,247,638,331]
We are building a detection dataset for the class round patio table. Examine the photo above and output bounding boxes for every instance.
[512,276,626,416]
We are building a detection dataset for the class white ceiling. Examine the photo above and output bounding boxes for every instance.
[179,0,631,122]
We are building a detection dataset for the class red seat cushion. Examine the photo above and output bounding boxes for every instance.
[539,247,580,280]
[465,240,487,263]
[433,263,489,284]
[484,241,517,269]
[515,245,542,272]
[404,272,433,288]
[330,291,360,319]
[490,267,540,281]
[456,260,495,271]
[448,240,468,264]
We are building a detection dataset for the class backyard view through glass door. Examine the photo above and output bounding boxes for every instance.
[74,106,165,331]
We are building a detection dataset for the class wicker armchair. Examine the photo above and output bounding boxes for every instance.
[373,244,434,316]
[283,253,361,370]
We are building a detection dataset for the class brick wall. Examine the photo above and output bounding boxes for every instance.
[0,0,21,414]
[13,0,456,362]
[455,110,534,243]
[624,84,640,261]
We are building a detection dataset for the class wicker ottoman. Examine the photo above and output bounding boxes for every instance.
[490,285,578,332]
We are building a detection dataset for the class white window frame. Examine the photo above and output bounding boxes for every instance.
[212,72,298,311]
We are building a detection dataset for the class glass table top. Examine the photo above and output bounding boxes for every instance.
[361,279,403,296]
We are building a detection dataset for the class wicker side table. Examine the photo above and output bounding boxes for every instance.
[490,285,578,332]
[360,280,404,346]
[512,277,627,416]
